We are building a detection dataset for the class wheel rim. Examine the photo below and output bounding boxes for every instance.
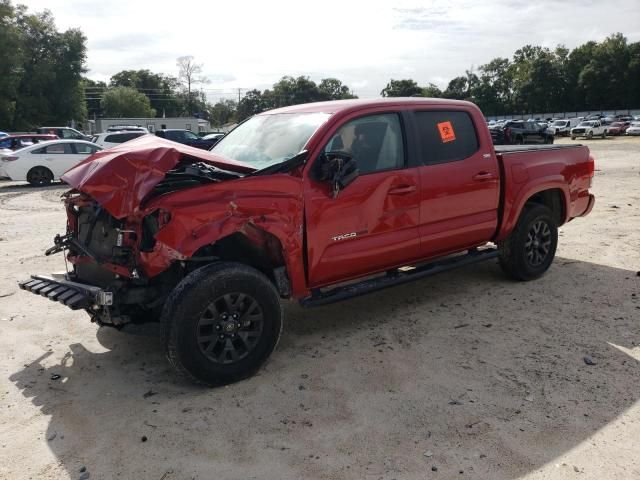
[524,220,552,267]
[196,293,264,365]
[30,168,48,185]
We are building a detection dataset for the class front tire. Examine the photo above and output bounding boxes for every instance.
[161,262,283,386]
[497,204,558,281]
[587,131,593,139]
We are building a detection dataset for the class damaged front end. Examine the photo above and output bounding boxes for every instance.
[19,136,256,327]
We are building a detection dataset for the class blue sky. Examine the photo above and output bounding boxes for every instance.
[23,0,640,102]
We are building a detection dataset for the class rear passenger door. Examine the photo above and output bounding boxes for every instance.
[410,109,500,257]
[32,142,76,178]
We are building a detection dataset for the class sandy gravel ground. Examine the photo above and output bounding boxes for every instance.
[0,136,638,480]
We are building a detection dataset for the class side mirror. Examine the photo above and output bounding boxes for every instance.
[318,151,359,198]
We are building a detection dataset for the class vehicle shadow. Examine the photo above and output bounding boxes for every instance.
[0,181,66,193]
[9,257,640,479]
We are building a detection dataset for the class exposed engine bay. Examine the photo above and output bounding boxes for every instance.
[151,161,244,197]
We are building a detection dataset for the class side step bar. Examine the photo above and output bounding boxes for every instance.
[300,248,498,308]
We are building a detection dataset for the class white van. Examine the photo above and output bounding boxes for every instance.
[549,118,580,136]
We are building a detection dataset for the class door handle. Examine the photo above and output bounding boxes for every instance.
[388,185,417,195]
[472,172,495,181]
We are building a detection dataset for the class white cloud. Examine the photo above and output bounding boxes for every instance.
[22,0,640,100]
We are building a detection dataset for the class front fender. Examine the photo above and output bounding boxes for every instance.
[137,174,308,296]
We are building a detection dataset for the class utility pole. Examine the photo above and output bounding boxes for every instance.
[237,88,242,103]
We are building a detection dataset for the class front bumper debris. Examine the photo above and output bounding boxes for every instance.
[19,274,113,310]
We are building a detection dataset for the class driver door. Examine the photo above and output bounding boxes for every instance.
[304,112,422,287]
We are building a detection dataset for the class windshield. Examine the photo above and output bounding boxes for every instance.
[212,113,331,169]
[552,120,568,126]
[578,122,595,127]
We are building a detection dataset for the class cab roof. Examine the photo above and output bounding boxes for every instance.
[262,97,475,115]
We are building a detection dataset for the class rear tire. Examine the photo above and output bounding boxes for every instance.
[26,166,53,186]
[602,130,607,139]
[498,204,558,281]
[571,136,576,140]
[161,262,282,386]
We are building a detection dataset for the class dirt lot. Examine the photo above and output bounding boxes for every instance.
[0,136,638,480]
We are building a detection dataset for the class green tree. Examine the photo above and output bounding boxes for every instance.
[83,78,107,118]
[627,41,640,107]
[237,89,266,120]
[7,3,87,130]
[0,0,22,128]
[208,99,237,127]
[101,87,156,118]
[270,76,322,107]
[578,33,630,109]
[318,78,356,100]
[381,79,422,97]
[110,69,184,117]
[422,83,443,98]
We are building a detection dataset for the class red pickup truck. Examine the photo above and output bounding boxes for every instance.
[19,98,595,386]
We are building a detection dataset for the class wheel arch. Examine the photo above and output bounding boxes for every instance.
[191,225,292,298]
[496,182,569,241]
[26,165,54,183]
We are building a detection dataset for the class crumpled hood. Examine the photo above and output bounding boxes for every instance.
[61,135,254,219]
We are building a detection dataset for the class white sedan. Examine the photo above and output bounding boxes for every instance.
[626,122,640,136]
[0,140,102,186]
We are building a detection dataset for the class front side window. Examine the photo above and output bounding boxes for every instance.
[323,113,405,175]
[414,111,479,165]
[184,131,200,141]
[212,112,330,169]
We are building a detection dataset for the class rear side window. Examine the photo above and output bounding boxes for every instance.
[73,143,100,154]
[104,132,142,143]
[33,143,72,154]
[414,111,479,165]
[165,131,182,141]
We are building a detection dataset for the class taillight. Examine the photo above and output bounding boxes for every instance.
[1,156,18,162]
[587,155,595,188]
[504,127,511,139]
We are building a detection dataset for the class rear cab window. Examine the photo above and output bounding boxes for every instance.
[413,110,479,165]
[104,132,142,143]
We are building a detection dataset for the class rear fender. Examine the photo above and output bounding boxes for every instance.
[495,177,570,242]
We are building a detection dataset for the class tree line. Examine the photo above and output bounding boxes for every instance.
[1,0,638,131]
[381,33,640,115]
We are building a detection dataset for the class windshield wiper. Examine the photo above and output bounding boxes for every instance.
[250,150,308,176]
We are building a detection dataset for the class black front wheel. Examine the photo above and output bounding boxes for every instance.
[161,262,283,386]
[498,204,558,281]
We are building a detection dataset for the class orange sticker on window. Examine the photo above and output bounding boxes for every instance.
[437,121,456,143]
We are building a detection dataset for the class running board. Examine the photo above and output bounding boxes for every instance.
[300,248,498,308]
